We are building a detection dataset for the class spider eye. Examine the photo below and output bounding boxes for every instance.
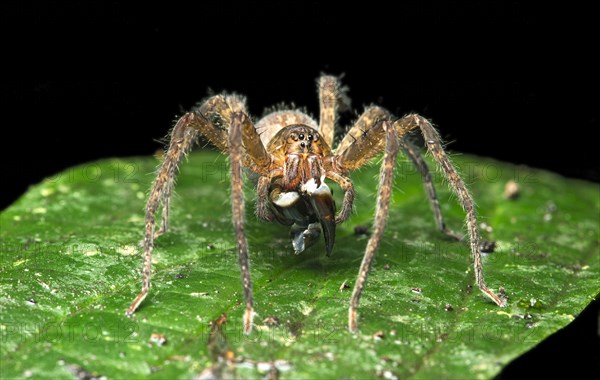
[299,133,305,140]
[307,134,313,141]
[300,142,306,148]
[290,133,298,141]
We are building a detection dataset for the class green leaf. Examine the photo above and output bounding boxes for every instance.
[1,151,598,379]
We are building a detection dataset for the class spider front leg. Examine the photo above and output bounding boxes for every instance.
[126,111,204,316]
[346,120,399,333]
[155,126,199,238]
[126,95,252,318]
[228,113,255,335]
[224,108,282,334]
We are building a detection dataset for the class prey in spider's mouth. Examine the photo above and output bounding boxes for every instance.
[266,124,336,255]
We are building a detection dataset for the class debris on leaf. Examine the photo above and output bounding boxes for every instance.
[373,330,385,341]
[263,315,280,327]
[63,362,106,380]
[444,303,454,312]
[190,292,210,297]
[197,313,291,379]
[339,279,350,292]
[198,314,236,379]
[149,333,167,346]
[504,180,520,199]
[479,240,496,253]
[376,369,399,380]
[354,225,369,236]
[543,201,557,222]
[436,332,449,343]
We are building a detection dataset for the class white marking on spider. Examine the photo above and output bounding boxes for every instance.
[273,191,300,207]
[301,175,327,195]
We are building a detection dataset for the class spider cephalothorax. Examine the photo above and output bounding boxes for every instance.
[126,75,507,334]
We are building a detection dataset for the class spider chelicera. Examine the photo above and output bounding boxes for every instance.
[126,75,507,334]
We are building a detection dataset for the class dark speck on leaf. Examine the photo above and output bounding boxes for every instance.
[480,240,496,253]
[339,279,350,292]
[354,225,369,236]
[64,363,101,380]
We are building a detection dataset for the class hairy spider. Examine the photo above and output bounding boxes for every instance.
[126,75,507,333]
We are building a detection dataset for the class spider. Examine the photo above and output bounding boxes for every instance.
[126,75,507,334]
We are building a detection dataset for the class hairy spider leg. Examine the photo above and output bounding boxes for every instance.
[336,108,507,332]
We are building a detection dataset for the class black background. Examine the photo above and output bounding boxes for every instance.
[2,1,598,377]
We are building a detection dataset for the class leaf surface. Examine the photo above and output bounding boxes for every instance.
[1,151,598,379]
